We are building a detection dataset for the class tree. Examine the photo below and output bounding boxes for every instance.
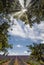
[0,0,44,27]
[0,0,13,13]
[27,43,44,61]
[10,0,44,26]
[0,15,12,55]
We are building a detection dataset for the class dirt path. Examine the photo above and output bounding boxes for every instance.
[14,56,30,65]
[1,56,30,65]
[14,57,19,65]
[18,57,30,65]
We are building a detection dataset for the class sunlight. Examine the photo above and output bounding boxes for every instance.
[19,0,31,8]
[26,0,31,7]
[19,0,24,8]
[11,0,31,20]
[11,8,27,19]
[18,9,27,18]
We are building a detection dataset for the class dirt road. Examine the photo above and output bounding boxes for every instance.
[2,56,30,65]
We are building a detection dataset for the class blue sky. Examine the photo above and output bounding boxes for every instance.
[0,17,44,55]
[7,18,44,55]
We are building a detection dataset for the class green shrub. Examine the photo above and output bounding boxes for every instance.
[27,60,40,65]
[0,59,10,64]
[39,60,44,65]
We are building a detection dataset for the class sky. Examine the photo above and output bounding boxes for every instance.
[7,18,44,56]
[0,17,44,56]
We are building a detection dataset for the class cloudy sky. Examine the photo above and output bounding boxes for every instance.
[0,17,44,55]
[7,18,44,55]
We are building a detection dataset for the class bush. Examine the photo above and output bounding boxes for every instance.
[0,58,10,64]
[39,60,44,65]
[27,60,40,65]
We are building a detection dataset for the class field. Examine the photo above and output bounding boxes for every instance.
[0,55,30,65]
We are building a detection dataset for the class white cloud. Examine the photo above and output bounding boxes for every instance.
[41,41,44,44]
[24,51,31,55]
[8,20,44,45]
[8,19,26,38]
[24,51,28,54]
[16,44,23,48]
[8,50,18,55]
[8,19,44,43]
[8,52,18,56]
[25,21,44,42]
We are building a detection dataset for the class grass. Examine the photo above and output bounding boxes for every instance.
[0,58,10,65]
